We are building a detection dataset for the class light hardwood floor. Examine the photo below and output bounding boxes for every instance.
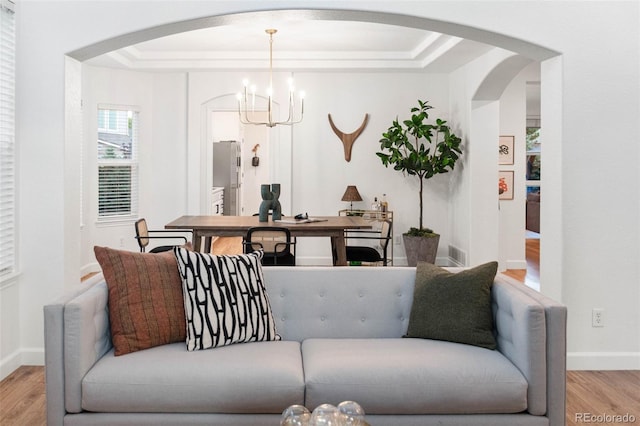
[2,237,638,425]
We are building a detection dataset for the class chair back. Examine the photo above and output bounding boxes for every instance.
[134,219,150,251]
[244,227,295,266]
[380,220,392,250]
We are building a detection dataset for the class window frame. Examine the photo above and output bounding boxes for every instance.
[0,0,16,281]
[96,105,139,223]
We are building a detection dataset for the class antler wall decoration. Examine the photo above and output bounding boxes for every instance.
[328,113,369,162]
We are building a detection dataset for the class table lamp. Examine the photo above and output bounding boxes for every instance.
[341,185,363,211]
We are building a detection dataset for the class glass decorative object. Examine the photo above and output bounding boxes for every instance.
[337,401,366,425]
[281,404,311,426]
[281,401,369,426]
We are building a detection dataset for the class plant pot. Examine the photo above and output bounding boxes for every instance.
[403,233,440,266]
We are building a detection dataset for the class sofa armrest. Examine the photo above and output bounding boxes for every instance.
[497,274,567,426]
[492,277,548,416]
[43,273,112,425]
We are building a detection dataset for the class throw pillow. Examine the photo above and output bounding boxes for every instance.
[173,247,281,351]
[94,246,186,356]
[405,261,498,350]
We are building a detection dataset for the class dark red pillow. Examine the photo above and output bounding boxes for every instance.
[94,246,186,356]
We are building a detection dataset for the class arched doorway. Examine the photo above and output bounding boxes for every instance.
[66,7,563,299]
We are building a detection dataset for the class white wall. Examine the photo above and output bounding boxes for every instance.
[288,71,452,264]
[448,48,529,269]
[79,66,188,273]
[6,1,639,379]
[498,65,531,271]
[146,69,453,265]
[187,71,294,218]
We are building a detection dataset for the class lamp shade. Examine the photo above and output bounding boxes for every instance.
[341,186,363,209]
[341,185,363,202]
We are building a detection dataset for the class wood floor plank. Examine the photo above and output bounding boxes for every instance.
[211,236,243,255]
[566,370,640,425]
[0,366,46,426]
[503,237,539,285]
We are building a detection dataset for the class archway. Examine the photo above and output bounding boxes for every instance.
[66,7,562,299]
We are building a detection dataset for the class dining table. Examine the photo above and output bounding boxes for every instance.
[165,215,373,266]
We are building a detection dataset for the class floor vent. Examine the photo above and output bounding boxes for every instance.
[448,245,467,266]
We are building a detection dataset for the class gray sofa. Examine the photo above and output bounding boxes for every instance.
[44,266,566,426]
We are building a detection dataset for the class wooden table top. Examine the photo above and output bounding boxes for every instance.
[165,215,372,232]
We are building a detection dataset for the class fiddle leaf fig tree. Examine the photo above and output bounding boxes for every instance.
[377,100,462,233]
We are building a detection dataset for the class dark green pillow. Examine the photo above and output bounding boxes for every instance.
[405,261,498,349]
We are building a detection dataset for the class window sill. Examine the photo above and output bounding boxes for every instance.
[0,271,21,290]
[95,216,138,228]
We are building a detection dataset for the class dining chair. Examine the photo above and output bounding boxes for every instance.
[134,218,191,253]
[342,219,392,266]
[243,226,296,266]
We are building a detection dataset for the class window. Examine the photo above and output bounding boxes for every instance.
[0,0,15,278]
[97,107,138,220]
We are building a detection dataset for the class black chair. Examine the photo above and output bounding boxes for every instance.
[243,227,296,266]
[343,220,392,266]
[134,218,191,253]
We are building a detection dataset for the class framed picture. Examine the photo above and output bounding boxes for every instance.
[499,171,514,200]
[499,135,515,165]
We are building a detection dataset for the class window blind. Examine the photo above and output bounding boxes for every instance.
[97,108,139,219]
[0,0,15,278]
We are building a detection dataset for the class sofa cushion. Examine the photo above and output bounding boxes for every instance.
[173,248,280,351]
[94,246,186,356]
[302,338,528,415]
[405,261,498,349]
[82,341,304,413]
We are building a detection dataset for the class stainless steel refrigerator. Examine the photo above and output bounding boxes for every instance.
[212,140,241,216]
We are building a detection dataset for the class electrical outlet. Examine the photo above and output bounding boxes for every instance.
[394,236,401,246]
[592,308,604,327]
[119,237,125,248]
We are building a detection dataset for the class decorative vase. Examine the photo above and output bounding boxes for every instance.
[258,183,282,222]
[403,233,440,266]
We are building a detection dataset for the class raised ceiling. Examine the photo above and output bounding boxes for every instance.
[86,19,495,72]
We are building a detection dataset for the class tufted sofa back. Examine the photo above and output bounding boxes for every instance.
[263,266,416,341]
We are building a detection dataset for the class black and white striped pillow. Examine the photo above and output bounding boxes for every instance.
[173,248,281,351]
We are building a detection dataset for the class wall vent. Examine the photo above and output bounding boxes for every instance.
[448,245,467,266]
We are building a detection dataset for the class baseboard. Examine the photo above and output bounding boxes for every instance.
[296,256,453,267]
[506,260,527,270]
[444,256,464,267]
[0,350,21,381]
[81,262,100,278]
[21,347,45,366]
[0,347,45,381]
[295,257,334,266]
[567,351,640,370]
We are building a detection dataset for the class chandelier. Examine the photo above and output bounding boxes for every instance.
[237,29,305,128]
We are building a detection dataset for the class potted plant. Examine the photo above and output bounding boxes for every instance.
[377,99,462,266]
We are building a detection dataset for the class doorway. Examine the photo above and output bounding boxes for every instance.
[525,81,541,289]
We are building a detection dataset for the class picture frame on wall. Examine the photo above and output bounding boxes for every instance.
[499,171,514,200]
[499,135,515,165]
